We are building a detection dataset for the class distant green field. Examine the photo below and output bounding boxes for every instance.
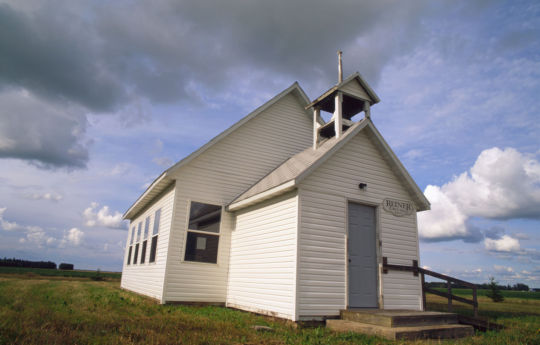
[432,287,540,300]
[0,266,121,279]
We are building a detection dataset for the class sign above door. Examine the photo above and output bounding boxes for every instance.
[382,198,414,217]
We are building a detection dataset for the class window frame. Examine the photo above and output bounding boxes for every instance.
[183,200,222,264]
[133,222,141,264]
[127,245,133,265]
[127,225,135,265]
[140,216,150,264]
[149,209,161,264]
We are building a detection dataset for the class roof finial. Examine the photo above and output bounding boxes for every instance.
[337,50,343,83]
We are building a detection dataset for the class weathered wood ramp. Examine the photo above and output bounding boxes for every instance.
[327,309,474,340]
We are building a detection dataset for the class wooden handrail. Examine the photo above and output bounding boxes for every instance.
[424,287,477,306]
[382,257,478,317]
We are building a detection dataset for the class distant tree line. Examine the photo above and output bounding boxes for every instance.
[425,281,530,291]
[59,263,74,270]
[1,258,74,270]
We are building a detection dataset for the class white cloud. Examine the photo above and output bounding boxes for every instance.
[443,148,540,219]
[0,206,35,232]
[418,185,468,240]
[514,233,530,240]
[403,149,424,160]
[83,202,125,229]
[24,227,84,248]
[152,157,173,168]
[0,207,57,247]
[24,230,50,247]
[494,265,514,273]
[485,235,521,253]
[418,147,540,241]
[2,206,85,248]
[109,163,131,176]
[66,227,84,246]
[23,192,63,201]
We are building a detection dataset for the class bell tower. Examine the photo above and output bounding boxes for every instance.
[306,52,380,149]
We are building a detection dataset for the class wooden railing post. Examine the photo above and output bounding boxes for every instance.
[473,286,478,318]
[421,272,426,311]
[447,280,452,312]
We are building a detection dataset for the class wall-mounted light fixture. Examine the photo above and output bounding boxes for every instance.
[358,183,367,190]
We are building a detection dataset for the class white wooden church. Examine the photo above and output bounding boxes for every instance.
[121,65,430,321]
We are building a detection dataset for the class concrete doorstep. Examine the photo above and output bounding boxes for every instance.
[326,310,474,340]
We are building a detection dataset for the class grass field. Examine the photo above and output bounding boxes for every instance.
[0,266,121,279]
[432,287,540,300]
[0,273,538,345]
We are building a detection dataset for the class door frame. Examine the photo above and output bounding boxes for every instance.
[345,198,383,309]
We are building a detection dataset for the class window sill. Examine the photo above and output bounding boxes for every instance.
[181,259,220,267]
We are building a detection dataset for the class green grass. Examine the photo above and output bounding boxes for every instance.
[0,266,121,279]
[0,274,538,344]
[424,293,540,344]
[432,287,540,300]
[0,276,390,345]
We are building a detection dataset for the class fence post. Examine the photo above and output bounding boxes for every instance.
[421,272,426,311]
[447,280,452,312]
[473,286,478,318]
[412,260,419,276]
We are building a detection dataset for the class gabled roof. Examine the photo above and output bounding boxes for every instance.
[228,119,430,212]
[123,82,317,220]
[305,72,380,111]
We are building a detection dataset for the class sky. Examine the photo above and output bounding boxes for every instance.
[0,0,538,287]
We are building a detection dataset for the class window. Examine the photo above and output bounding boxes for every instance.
[184,202,221,263]
[149,209,161,263]
[140,217,150,264]
[133,222,141,264]
[127,226,135,265]
[127,245,133,265]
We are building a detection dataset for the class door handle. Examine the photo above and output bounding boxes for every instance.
[348,259,351,263]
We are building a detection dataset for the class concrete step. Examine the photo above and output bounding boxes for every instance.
[327,319,474,340]
[340,309,458,327]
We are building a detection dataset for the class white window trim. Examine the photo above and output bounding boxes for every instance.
[140,216,151,265]
[134,222,142,265]
[148,208,161,265]
[182,200,223,265]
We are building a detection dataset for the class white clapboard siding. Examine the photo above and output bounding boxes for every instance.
[297,130,422,318]
[340,79,371,101]
[163,92,313,303]
[227,192,298,320]
[121,185,175,301]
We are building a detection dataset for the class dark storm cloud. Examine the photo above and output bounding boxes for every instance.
[0,89,88,169]
[0,3,125,111]
[0,0,496,168]
[93,0,438,93]
[0,0,445,108]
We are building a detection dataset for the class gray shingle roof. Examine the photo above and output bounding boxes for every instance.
[230,120,366,204]
[229,119,431,213]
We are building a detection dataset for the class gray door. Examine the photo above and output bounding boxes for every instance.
[348,202,378,308]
